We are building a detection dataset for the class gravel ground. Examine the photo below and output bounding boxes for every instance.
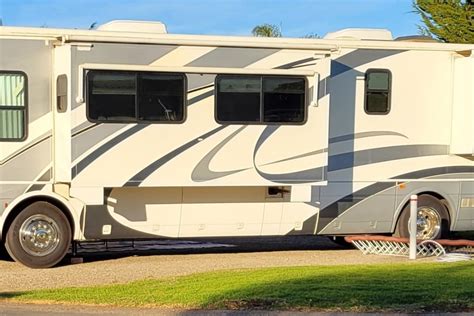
[0,236,427,293]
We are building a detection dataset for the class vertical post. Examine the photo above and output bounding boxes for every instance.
[409,195,418,260]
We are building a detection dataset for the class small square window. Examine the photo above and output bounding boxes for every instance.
[365,69,391,115]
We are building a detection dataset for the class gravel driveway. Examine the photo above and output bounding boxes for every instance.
[0,236,417,293]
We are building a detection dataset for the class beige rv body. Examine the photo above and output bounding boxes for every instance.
[1,22,473,243]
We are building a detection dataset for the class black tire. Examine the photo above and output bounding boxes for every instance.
[5,201,71,268]
[0,242,13,261]
[395,195,450,240]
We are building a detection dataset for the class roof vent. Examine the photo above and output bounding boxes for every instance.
[97,20,167,34]
[324,28,392,41]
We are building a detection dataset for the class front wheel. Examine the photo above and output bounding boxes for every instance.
[5,202,71,268]
[395,195,449,240]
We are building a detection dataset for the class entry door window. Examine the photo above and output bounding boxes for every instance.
[0,72,27,141]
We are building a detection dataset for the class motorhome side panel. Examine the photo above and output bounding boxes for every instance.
[64,42,331,239]
[0,38,53,216]
[69,43,473,240]
[69,43,329,189]
[2,24,474,269]
[316,48,474,235]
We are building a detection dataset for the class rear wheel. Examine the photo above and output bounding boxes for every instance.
[5,202,71,268]
[396,195,449,240]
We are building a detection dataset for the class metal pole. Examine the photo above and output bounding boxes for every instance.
[409,195,418,260]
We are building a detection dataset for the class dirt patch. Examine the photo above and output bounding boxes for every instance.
[0,237,423,293]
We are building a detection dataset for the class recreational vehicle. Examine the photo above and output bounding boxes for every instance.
[0,21,473,268]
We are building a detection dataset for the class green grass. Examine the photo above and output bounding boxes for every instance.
[2,262,474,312]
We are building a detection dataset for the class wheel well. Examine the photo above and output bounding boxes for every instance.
[2,196,75,242]
[394,191,452,231]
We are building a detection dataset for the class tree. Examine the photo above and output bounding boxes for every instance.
[251,24,282,37]
[413,0,474,43]
[303,33,320,39]
[252,24,319,38]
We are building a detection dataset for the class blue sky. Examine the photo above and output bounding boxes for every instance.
[0,0,421,38]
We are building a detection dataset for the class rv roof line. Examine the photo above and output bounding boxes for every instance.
[63,38,339,51]
[1,26,473,52]
[62,37,473,53]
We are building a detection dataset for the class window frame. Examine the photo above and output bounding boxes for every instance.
[364,68,392,115]
[214,74,308,125]
[0,70,28,142]
[85,70,187,124]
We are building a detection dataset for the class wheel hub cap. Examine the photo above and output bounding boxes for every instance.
[416,207,442,240]
[19,215,61,256]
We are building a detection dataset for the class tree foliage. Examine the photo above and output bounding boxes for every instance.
[251,24,282,37]
[303,33,321,39]
[252,23,319,38]
[413,0,474,43]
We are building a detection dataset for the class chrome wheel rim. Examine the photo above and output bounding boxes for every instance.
[19,214,61,256]
[414,207,442,240]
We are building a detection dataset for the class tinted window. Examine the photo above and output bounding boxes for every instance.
[0,72,27,141]
[263,77,305,123]
[88,72,136,121]
[365,69,391,114]
[216,75,306,124]
[138,74,185,122]
[216,76,260,122]
[367,72,389,90]
[87,70,185,123]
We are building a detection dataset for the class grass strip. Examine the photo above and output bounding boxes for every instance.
[2,262,474,312]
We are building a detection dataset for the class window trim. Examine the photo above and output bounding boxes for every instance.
[0,70,28,142]
[214,74,308,125]
[85,70,187,124]
[364,68,392,115]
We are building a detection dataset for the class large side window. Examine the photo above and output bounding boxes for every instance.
[87,70,185,123]
[216,75,306,124]
[0,72,27,141]
[365,69,391,114]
